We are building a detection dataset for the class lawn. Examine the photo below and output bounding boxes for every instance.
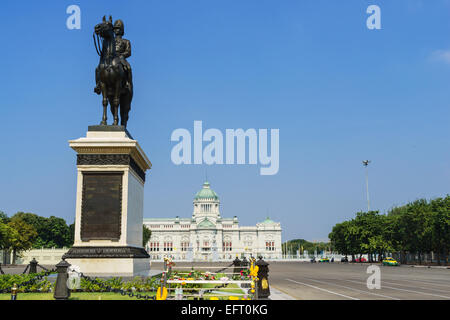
[0,292,156,300]
[0,283,247,300]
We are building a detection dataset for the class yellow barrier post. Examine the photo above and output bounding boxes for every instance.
[10,283,17,301]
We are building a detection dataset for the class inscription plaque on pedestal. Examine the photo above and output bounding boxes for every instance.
[80,172,123,241]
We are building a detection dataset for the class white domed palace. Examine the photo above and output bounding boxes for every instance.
[143,181,282,261]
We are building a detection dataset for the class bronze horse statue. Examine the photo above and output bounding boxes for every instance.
[94,16,132,127]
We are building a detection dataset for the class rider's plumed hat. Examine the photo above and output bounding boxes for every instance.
[114,19,124,33]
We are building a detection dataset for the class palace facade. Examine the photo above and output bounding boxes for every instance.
[144,181,282,261]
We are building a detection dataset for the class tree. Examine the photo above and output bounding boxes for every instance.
[0,222,16,250]
[331,195,449,266]
[11,212,46,247]
[354,211,395,262]
[346,221,362,262]
[68,223,75,246]
[388,206,412,264]
[429,197,450,265]
[388,199,433,264]
[0,211,9,223]
[0,222,18,263]
[7,217,37,264]
[329,222,350,258]
[0,212,14,264]
[11,212,72,248]
[282,239,330,256]
[408,200,433,263]
[143,225,151,247]
[43,216,72,248]
[330,212,392,262]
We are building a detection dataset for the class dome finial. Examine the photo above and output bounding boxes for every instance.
[194,179,218,200]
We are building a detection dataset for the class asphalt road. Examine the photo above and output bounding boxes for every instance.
[268,261,450,300]
[0,264,55,275]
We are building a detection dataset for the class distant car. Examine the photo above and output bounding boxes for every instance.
[341,257,349,263]
[310,257,316,263]
[318,257,330,263]
[356,257,367,262]
[382,257,399,266]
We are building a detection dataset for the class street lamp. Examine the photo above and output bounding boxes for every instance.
[362,160,371,212]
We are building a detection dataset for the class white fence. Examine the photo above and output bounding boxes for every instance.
[1,248,68,265]
[151,252,352,262]
[162,259,257,300]
[1,248,367,266]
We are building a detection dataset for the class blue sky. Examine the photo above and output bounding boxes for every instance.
[1,0,450,241]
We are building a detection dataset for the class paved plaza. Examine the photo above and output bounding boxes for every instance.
[268,261,450,300]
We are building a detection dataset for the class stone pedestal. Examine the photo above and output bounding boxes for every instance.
[63,125,152,276]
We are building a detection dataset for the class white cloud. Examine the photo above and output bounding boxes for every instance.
[430,50,450,64]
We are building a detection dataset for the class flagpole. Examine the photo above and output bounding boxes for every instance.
[363,160,371,212]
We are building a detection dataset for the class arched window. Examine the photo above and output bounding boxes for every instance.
[181,237,189,252]
[163,236,173,252]
[265,235,275,251]
[223,241,232,251]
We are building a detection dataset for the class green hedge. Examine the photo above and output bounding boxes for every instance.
[0,272,53,293]
[77,276,160,293]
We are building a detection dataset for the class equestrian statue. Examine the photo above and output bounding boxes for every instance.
[93,16,133,128]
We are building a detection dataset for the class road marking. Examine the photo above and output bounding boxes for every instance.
[344,279,450,299]
[285,278,360,300]
[382,280,450,294]
[304,278,400,300]
[270,285,298,300]
[408,279,450,288]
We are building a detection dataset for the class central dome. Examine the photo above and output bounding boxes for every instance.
[194,181,219,200]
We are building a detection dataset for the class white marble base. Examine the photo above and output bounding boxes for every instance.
[66,257,151,277]
[69,127,152,249]
[67,127,152,277]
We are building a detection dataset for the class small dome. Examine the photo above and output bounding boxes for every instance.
[260,217,275,224]
[194,181,219,200]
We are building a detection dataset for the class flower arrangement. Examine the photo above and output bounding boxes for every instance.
[165,268,255,300]
[204,272,215,280]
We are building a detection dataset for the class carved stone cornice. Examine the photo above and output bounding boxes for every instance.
[63,246,150,259]
[77,154,146,182]
[69,132,152,174]
[72,147,150,173]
